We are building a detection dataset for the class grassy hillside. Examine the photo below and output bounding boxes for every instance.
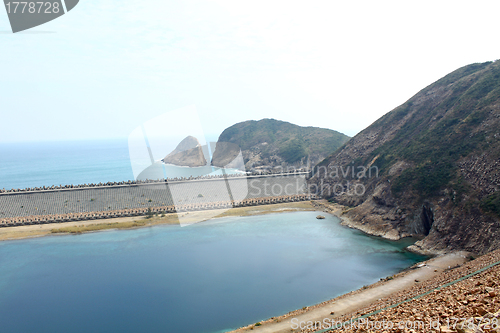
[369,61,499,201]
[212,118,349,169]
[311,60,500,254]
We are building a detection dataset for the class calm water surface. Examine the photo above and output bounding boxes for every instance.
[0,140,133,190]
[0,139,241,190]
[0,212,425,333]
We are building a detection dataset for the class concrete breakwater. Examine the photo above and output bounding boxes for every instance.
[0,174,314,227]
[0,170,309,193]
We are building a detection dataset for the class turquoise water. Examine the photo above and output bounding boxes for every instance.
[0,212,426,333]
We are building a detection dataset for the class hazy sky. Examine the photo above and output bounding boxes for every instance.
[1,0,500,143]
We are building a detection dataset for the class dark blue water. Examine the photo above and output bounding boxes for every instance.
[0,212,425,333]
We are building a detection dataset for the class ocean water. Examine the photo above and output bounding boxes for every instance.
[0,139,241,191]
[0,212,426,333]
[0,140,134,190]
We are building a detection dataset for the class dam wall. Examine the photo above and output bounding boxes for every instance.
[0,174,315,227]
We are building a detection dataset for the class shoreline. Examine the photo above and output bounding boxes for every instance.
[225,200,499,333]
[0,201,317,242]
[313,200,402,240]
[2,198,485,333]
[228,251,474,333]
[312,200,440,257]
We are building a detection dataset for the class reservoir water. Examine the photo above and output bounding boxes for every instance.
[0,211,425,333]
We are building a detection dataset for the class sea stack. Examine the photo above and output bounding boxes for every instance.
[162,136,207,167]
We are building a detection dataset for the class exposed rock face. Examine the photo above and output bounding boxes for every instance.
[163,136,207,167]
[310,60,500,255]
[211,142,243,169]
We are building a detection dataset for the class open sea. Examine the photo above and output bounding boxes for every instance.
[0,139,239,191]
[0,139,134,190]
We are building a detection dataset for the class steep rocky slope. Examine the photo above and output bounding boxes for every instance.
[310,60,500,255]
[211,118,349,170]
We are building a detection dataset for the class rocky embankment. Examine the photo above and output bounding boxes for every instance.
[304,249,500,333]
[313,201,406,242]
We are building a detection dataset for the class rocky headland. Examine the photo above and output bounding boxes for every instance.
[163,135,207,167]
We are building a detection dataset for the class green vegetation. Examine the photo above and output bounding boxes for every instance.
[392,161,455,198]
[214,118,349,165]
[339,61,500,203]
[280,138,306,163]
[481,192,500,217]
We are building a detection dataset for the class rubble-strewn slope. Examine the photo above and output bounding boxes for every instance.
[312,251,500,333]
